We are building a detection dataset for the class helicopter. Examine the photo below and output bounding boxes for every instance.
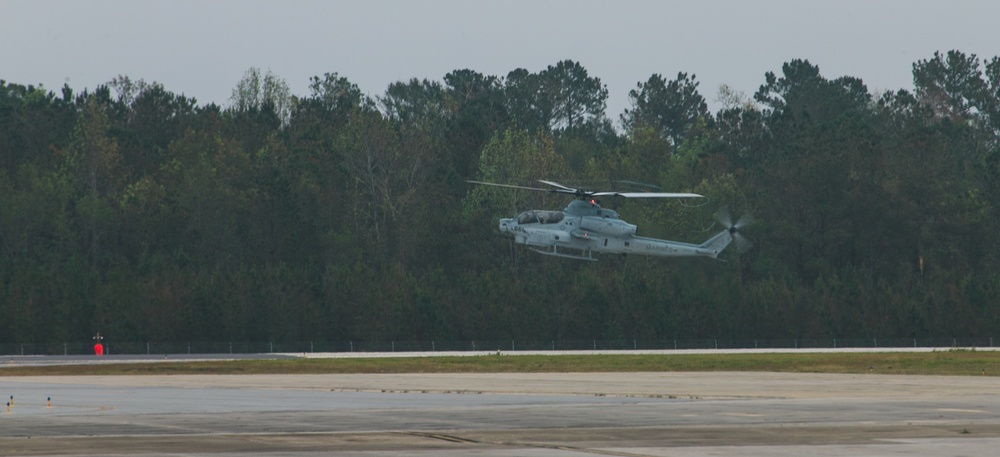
[468,180,752,261]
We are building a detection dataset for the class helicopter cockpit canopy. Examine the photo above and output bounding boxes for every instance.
[517,210,565,225]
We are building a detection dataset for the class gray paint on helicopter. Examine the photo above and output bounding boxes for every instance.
[472,180,752,261]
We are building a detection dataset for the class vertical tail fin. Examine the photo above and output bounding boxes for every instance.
[698,230,733,258]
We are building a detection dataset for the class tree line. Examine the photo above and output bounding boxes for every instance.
[2,51,999,344]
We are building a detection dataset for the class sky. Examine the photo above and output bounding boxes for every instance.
[2,0,998,123]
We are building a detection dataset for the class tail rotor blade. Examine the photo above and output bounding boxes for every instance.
[733,232,754,253]
[715,206,754,254]
[734,213,754,230]
[713,206,733,229]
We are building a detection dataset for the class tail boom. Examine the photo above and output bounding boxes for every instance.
[630,230,732,259]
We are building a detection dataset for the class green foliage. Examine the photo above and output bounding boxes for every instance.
[622,72,710,155]
[229,67,293,127]
[540,59,609,130]
[3,52,1000,345]
[464,128,567,220]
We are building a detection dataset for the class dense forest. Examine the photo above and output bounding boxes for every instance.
[2,50,1000,346]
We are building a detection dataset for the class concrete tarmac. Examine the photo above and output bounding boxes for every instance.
[2,371,1000,456]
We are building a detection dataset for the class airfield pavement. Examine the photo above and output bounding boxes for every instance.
[2,352,1000,456]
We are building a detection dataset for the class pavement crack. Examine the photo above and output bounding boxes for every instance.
[398,431,659,456]
[396,431,482,444]
[510,443,659,457]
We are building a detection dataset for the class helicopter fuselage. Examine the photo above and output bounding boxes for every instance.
[499,200,732,260]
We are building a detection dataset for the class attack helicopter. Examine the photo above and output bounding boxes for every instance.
[468,180,752,261]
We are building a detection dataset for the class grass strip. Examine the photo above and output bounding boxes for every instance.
[2,351,999,376]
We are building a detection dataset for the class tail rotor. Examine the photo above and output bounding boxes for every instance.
[714,207,754,253]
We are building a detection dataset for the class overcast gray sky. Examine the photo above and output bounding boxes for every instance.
[2,0,998,123]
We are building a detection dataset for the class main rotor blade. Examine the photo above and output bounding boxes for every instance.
[539,181,701,198]
[535,179,591,197]
[596,192,704,198]
[536,180,579,192]
[466,181,555,193]
[471,180,703,199]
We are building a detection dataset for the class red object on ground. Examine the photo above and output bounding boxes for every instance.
[94,343,104,356]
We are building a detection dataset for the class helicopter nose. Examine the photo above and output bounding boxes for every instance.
[499,218,513,233]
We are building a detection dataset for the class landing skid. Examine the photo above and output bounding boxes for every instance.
[530,245,597,261]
